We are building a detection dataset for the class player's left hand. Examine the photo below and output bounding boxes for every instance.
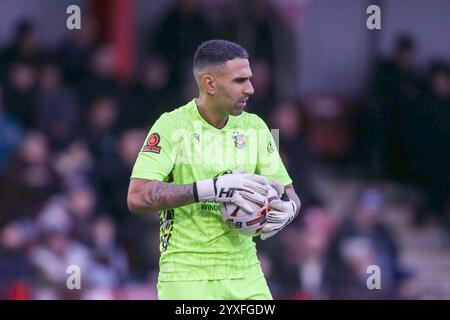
[260,180,297,240]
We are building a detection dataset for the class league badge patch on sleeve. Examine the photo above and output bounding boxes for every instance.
[142,133,161,153]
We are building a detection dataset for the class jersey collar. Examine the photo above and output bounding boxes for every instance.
[190,99,234,131]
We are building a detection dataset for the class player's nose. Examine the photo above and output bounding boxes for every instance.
[244,81,254,96]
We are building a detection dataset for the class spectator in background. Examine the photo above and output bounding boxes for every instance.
[79,46,122,107]
[260,204,335,299]
[34,60,81,150]
[56,16,99,85]
[370,35,421,180]
[221,0,277,68]
[0,19,45,73]
[323,188,409,299]
[0,220,37,299]
[86,215,129,289]
[373,35,419,106]
[407,62,450,227]
[93,129,159,281]
[114,133,161,280]
[54,139,95,182]
[294,206,336,299]
[246,58,276,121]
[35,178,98,246]
[221,0,300,100]
[65,181,99,245]
[122,54,177,128]
[29,226,91,299]
[148,0,210,90]
[0,132,60,224]
[2,60,36,127]
[0,84,24,169]
[82,95,120,160]
[270,101,316,208]
[35,195,73,243]
[374,35,419,106]
[96,129,147,221]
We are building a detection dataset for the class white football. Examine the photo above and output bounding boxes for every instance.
[221,184,280,237]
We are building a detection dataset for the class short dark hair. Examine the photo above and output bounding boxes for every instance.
[193,39,249,71]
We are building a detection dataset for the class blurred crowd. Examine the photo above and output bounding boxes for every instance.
[0,0,449,299]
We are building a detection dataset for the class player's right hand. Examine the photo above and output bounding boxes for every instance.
[193,170,270,213]
[260,179,298,240]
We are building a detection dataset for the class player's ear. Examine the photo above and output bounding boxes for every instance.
[203,75,216,95]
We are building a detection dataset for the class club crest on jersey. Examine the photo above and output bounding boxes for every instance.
[232,132,245,149]
[142,133,161,153]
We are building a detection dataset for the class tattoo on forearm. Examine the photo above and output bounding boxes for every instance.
[147,182,194,210]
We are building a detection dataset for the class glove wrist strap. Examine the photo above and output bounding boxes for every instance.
[195,179,215,201]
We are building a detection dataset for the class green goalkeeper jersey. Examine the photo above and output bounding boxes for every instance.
[130,99,292,281]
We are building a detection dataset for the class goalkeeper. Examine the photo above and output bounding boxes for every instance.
[127,40,301,300]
